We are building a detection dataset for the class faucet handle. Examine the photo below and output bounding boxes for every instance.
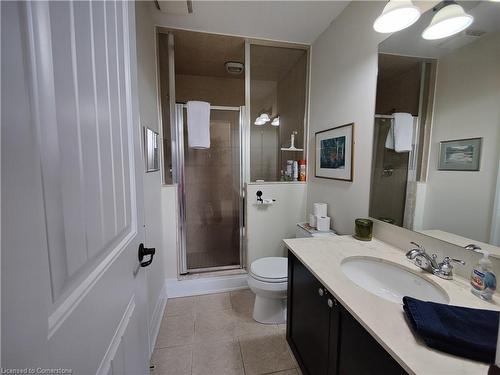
[434,257,465,280]
[441,256,466,266]
[464,244,482,253]
[449,257,466,266]
[410,241,425,252]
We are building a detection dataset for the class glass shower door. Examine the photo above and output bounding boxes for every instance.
[182,108,242,271]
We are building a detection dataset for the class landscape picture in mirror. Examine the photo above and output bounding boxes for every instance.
[438,138,482,171]
[369,1,500,255]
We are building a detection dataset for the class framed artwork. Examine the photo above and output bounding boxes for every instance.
[438,137,482,171]
[144,127,160,172]
[315,123,354,181]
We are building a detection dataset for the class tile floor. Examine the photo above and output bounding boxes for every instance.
[152,289,302,375]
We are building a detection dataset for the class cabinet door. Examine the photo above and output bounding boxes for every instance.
[328,297,340,375]
[287,252,331,375]
[337,306,407,375]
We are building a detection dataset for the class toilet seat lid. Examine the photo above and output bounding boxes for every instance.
[250,257,287,282]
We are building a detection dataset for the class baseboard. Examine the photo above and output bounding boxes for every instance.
[148,283,167,357]
[165,273,249,298]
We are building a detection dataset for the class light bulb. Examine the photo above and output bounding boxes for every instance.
[254,117,266,126]
[422,3,473,40]
[259,113,270,122]
[373,0,421,33]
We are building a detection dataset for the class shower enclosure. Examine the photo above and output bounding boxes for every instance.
[158,29,309,275]
[173,104,245,273]
[369,115,419,227]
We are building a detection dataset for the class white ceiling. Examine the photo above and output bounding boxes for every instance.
[151,1,350,44]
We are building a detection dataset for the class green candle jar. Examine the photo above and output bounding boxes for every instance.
[354,218,373,241]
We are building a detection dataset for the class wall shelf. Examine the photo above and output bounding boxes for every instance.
[280,147,304,152]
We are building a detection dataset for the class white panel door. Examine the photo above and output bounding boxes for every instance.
[2,1,150,373]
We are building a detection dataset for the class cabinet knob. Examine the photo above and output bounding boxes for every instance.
[318,288,324,297]
[327,299,334,308]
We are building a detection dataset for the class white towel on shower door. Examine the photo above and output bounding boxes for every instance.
[187,101,210,149]
[385,122,395,150]
[385,113,413,152]
[393,112,413,152]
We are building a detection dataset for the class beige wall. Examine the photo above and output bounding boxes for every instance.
[176,74,244,107]
[161,185,179,279]
[245,182,307,266]
[423,33,500,243]
[135,0,166,352]
[307,1,387,234]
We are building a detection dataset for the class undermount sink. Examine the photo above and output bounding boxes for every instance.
[341,257,449,304]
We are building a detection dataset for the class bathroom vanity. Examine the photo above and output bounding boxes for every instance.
[287,251,404,374]
[284,235,499,375]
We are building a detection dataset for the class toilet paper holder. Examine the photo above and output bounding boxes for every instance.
[255,190,276,205]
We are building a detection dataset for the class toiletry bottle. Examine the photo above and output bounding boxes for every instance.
[280,170,285,181]
[470,251,497,300]
[292,161,298,181]
[286,160,293,180]
[298,160,306,181]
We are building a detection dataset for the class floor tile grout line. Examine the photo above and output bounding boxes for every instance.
[237,338,247,375]
[189,342,194,375]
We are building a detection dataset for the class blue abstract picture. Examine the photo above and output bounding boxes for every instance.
[320,136,346,169]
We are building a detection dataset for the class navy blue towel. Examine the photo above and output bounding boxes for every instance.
[403,296,500,363]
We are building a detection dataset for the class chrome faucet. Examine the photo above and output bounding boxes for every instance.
[405,242,465,280]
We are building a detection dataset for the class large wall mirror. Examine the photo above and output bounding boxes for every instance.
[370,1,500,255]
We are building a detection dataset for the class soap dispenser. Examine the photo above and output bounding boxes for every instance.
[470,251,497,301]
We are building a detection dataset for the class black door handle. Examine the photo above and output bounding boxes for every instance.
[138,243,155,267]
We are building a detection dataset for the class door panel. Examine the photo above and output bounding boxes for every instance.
[44,0,134,299]
[2,1,149,373]
[288,253,331,375]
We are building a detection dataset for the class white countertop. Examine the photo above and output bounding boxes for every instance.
[283,235,500,375]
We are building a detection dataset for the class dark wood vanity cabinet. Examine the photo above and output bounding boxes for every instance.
[287,251,407,375]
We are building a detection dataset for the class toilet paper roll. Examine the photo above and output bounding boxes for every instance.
[314,203,327,217]
[309,214,317,228]
[317,216,331,232]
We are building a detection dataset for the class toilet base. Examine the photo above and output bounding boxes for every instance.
[253,295,287,324]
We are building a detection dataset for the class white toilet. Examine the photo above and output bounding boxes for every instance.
[247,257,288,324]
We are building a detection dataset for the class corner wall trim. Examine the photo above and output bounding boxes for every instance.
[148,282,167,356]
[165,273,249,298]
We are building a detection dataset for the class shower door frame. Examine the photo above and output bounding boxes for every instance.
[172,104,247,275]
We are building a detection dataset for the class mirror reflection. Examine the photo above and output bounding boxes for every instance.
[250,45,308,182]
[370,1,500,254]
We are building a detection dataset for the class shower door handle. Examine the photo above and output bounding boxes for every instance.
[138,243,156,267]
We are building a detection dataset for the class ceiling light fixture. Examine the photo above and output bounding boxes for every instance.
[271,117,280,126]
[259,113,270,122]
[373,0,421,34]
[254,117,266,126]
[422,2,473,40]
